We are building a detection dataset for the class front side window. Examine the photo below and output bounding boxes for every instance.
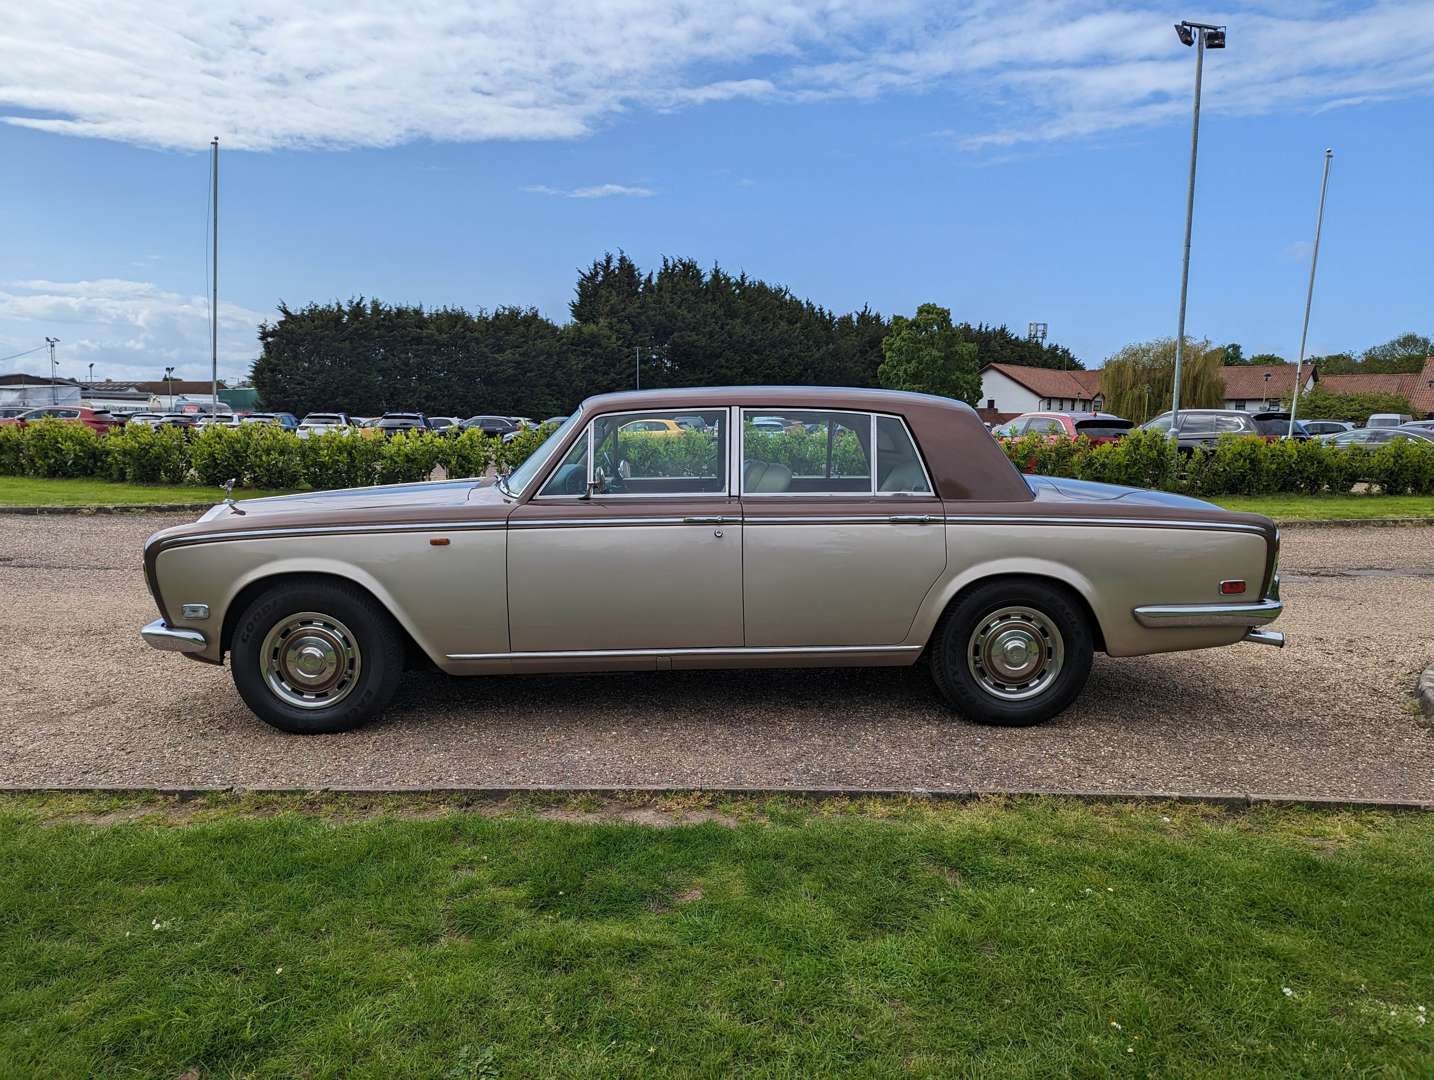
[591,409,727,495]
[1026,417,1064,435]
[1181,415,1216,434]
[1145,414,1174,433]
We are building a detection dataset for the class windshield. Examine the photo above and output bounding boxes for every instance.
[505,413,583,496]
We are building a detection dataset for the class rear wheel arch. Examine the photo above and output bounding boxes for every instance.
[925,571,1106,656]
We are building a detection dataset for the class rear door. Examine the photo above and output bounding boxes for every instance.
[739,408,946,647]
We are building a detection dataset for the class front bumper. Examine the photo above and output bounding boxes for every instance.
[141,619,208,654]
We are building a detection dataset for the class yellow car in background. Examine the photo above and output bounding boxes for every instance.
[619,418,688,437]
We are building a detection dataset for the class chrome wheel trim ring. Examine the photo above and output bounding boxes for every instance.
[260,611,362,710]
[967,605,1064,702]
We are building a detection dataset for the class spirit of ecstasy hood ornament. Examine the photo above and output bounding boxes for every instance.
[222,478,245,515]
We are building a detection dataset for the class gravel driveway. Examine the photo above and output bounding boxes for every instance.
[2,513,1431,799]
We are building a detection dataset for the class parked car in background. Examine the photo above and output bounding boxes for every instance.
[1300,420,1355,437]
[994,412,1134,445]
[1366,413,1413,429]
[1142,409,1306,450]
[153,414,199,430]
[1321,425,1434,446]
[297,412,353,438]
[0,406,34,419]
[376,413,430,436]
[1402,419,1434,432]
[0,406,121,433]
[240,412,299,432]
[427,416,461,436]
[461,415,519,437]
[195,414,234,429]
[140,386,1283,735]
[542,416,570,427]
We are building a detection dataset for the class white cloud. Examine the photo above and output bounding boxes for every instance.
[0,279,267,384]
[523,183,656,199]
[0,2,1431,153]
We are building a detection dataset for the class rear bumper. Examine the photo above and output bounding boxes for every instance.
[140,619,208,654]
[1131,597,1283,628]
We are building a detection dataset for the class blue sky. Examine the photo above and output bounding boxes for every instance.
[1,1,1432,385]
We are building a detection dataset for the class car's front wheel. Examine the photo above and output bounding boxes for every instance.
[929,579,1094,727]
[230,579,404,734]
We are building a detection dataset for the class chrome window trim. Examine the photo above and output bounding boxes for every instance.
[447,644,923,661]
[737,408,933,497]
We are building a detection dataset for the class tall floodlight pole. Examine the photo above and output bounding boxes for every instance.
[46,337,60,403]
[1288,149,1333,439]
[635,344,640,390]
[211,137,220,420]
[1171,21,1226,423]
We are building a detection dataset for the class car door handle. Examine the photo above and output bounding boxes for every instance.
[888,514,934,524]
[683,516,736,524]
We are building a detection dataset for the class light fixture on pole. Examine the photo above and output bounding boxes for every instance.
[1170,20,1227,427]
[164,365,176,404]
[1287,149,1334,438]
[88,361,94,386]
[211,136,220,421]
[45,337,60,404]
[1263,370,1271,408]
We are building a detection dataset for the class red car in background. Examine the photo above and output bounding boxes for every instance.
[0,406,122,434]
[993,411,1134,445]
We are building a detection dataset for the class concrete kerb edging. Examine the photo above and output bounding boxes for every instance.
[0,503,215,515]
[1,784,1431,812]
[1,503,1431,526]
[1418,663,1434,721]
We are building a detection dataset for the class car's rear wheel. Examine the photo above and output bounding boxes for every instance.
[231,579,404,734]
[930,579,1094,727]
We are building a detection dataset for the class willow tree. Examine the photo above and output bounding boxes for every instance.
[1101,337,1224,423]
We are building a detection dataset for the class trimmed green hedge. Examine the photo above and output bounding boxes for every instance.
[2,419,1428,497]
[1001,428,1434,496]
[0,420,545,492]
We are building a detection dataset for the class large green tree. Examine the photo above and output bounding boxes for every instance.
[1100,337,1225,424]
[249,255,1083,415]
[876,304,981,404]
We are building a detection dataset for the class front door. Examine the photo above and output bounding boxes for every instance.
[506,407,742,659]
[739,409,947,647]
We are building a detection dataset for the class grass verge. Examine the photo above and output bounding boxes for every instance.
[0,476,291,506]
[1,793,1431,1078]
[1210,493,1434,521]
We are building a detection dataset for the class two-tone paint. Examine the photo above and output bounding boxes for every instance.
[141,386,1283,675]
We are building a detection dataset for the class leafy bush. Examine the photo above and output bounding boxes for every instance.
[617,429,722,478]
[189,425,253,487]
[243,425,305,489]
[300,430,386,489]
[494,423,561,473]
[1367,439,1434,495]
[0,424,21,475]
[101,424,191,484]
[16,419,104,478]
[743,428,868,477]
[376,430,447,484]
[443,428,498,479]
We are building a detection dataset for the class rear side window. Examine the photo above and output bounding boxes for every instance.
[1181,415,1216,434]
[742,410,871,494]
[875,416,931,493]
[1025,417,1064,435]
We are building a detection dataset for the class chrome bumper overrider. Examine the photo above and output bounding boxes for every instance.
[141,619,208,654]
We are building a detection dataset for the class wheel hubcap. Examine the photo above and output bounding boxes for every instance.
[261,612,362,710]
[968,605,1064,701]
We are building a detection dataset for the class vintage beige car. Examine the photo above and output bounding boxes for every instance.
[141,387,1283,733]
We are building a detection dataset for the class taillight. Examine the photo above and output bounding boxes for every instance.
[1220,580,1246,595]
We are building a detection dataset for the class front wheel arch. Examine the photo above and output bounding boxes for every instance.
[221,571,429,669]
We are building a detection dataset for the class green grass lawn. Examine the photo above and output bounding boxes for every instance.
[1210,493,1434,520]
[1,794,1431,1078]
[0,476,291,506]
